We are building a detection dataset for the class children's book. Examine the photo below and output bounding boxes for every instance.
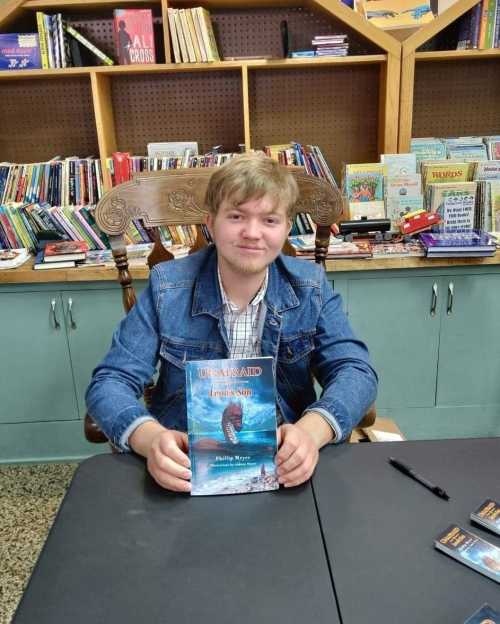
[464,604,500,623]
[381,153,417,176]
[186,356,279,496]
[471,499,500,536]
[345,173,384,202]
[434,525,500,583]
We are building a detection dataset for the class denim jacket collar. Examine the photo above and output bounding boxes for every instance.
[191,246,300,319]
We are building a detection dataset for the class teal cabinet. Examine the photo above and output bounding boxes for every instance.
[64,289,125,418]
[437,274,500,406]
[347,276,442,408]
[0,292,78,424]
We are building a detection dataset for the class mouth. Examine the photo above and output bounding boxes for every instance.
[237,245,265,252]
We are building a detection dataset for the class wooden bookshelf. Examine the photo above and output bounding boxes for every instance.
[399,0,500,151]
[0,0,401,189]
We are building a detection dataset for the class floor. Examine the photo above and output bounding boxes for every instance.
[0,463,77,624]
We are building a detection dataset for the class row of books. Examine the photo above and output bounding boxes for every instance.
[263,143,339,188]
[0,159,104,208]
[167,7,220,63]
[290,34,349,58]
[457,0,500,50]
[411,136,500,163]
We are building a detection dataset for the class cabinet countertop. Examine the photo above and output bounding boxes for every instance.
[1,252,500,285]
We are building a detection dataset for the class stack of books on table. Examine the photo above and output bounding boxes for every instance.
[419,231,497,258]
[33,240,88,270]
[311,34,349,57]
[289,234,372,259]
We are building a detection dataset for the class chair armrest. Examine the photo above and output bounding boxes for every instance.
[84,414,108,444]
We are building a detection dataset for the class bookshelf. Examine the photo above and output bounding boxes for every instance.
[0,0,401,187]
[399,0,500,151]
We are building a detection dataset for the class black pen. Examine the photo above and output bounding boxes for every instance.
[388,457,450,500]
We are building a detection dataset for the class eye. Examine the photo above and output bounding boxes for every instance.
[265,216,280,225]
[227,213,242,221]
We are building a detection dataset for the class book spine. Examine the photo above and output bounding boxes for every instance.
[36,12,50,68]
[494,0,500,46]
[485,0,497,47]
[64,23,114,65]
[479,0,489,48]
[471,2,482,48]
[197,7,220,62]
[178,9,196,62]
[191,8,207,62]
[167,8,181,63]
[186,9,202,62]
[44,14,55,68]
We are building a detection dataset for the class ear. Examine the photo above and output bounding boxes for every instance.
[205,213,214,240]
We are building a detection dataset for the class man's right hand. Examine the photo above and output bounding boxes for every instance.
[129,421,192,493]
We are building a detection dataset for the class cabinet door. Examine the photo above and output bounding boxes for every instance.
[437,274,500,406]
[0,292,78,424]
[348,277,442,408]
[63,289,126,418]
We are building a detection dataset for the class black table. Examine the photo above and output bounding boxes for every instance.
[13,453,338,624]
[312,437,500,623]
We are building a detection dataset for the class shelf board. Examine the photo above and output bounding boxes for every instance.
[23,0,306,6]
[0,54,388,80]
[415,49,500,61]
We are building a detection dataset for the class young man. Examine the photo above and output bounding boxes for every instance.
[86,153,377,492]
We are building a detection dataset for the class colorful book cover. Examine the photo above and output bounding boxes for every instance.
[435,525,500,583]
[420,230,495,251]
[345,173,384,202]
[113,9,156,65]
[471,499,500,536]
[422,162,471,186]
[474,161,500,180]
[410,138,447,165]
[0,33,41,70]
[386,195,424,226]
[186,357,279,496]
[386,174,422,197]
[464,604,500,623]
[427,182,477,231]
[349,200,386,219]
[363,0,434,28]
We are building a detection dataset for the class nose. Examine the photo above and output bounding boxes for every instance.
[241,219,261,239]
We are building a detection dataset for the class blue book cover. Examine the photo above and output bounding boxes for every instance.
[435,525,500,584]
[0,34,41,70]
[186,356,279,496]
[464,604,500,623]
[420,231,496,252]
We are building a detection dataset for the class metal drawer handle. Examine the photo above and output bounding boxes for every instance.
[68,297,77,329]
[50,299,60,329]
[430,282,438,316]
[447,282,454,316]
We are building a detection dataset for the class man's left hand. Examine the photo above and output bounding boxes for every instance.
[275,423,319,488]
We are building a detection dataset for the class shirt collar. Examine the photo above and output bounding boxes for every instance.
[217,265,268,312]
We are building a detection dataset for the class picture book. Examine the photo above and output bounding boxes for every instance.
[44,239,88,261]
[362,0,434,28]
[386,195,424,226]
[464,604,500,623]
[381,153,417,176]
[434,525,500,583]
[422,161,471,186]
[426,182,477,231]
[420,230,496,252]
[471,499,500,536]
[345,173,384,202]
[474,161,500,180]
[0,33,41,70]
[385,174,422,197]
[113,9,156,65]
[186,357,279,496]
[411,138,447,164]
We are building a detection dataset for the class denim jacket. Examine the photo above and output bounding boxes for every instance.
[86,246,377,450]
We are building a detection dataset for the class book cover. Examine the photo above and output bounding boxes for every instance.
[434,524,500,583]
[420,230,496,251]
[345,173,384,202]
[422,162,471,185]
[186,356,279,496]
[363,0,434,28]
[381,153,417,176]
[386,174,422,197]
[44,239,89,260]
[464,604,500,623]
[471,499,500,536]
[0,33,41,70]
[113,9,156,65]
[349,200,386,219]
[33,250,76,269]
[64,23,114,66]
[427,182,477,231]
[386,195,424,225]
[411,138,447,164]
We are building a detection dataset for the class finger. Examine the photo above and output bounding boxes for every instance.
[153,451,192,481]
[277,448,304,475]
[175,431,190,454]
[159,434,191,468]
[280,458,317,487]
[152,469,192,493]
[276,436,298,466]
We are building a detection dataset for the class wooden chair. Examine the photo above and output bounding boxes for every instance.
[84,167,375,444]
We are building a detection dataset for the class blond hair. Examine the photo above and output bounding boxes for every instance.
[205,152,299,218]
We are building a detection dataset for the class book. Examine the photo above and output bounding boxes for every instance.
[386,195,424,226]
[147,141,198,158]
[44,239,89,261]
[345,173,384,202]
[464,604,500,623]
[195,7,220,62]
[186,356,279,496]
[434,524,500,583]
[420,230,496,254]
[63,23,114,66]
[471,499,500,536]
[426,182,477,231]
[0,248,31,269]
[33,250,76,269]
[113,9,156,65]
[349,200,386,219]
[381,153,417,176]
[0,33,41,70]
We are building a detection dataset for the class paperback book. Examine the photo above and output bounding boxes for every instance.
[186,357,279,496]
[434,525,500,583]
[0,33,41,70]
[113,9,156,65]
[471,499,500,536]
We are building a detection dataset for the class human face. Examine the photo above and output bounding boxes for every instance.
[206,195,291,279]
